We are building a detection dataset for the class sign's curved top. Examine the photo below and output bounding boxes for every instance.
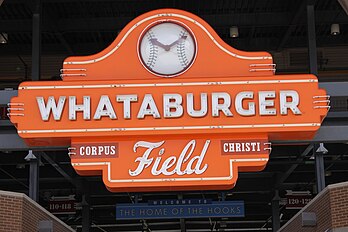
[61,9,274,81]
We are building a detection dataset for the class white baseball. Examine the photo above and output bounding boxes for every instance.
[139,22,196,77]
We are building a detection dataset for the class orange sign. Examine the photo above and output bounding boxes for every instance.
[8,9,329,192]
[70,136,270,192]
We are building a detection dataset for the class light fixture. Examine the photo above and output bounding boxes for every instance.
[0,33,8,43]
[331,24,340,35]
[24,150,37,161]
[229,26,239,38]
[16,164,26,169]
[325,170,332,177]
[309,154,315,160]
[316,143,328,154]
[338,0,348,15]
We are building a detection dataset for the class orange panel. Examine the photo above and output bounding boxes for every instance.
[70,135,270,192]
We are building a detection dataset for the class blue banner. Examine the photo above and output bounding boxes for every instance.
[116,201,244,220]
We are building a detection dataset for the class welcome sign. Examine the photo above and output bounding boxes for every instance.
[8,9,329,192]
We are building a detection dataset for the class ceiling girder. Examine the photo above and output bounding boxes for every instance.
[2,11,347,33]
[277,0,308,50]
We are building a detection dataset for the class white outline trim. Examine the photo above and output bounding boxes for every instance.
[18,79,317,90]
[63,12,271,65]
[18,123,321,134]
[8,103,24,106]
[71,158,268,183]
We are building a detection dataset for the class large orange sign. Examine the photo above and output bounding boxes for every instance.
[8,9,329,192]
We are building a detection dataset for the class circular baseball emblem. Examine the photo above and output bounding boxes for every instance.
[138,21,197,77]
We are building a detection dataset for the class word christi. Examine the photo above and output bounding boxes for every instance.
[36,90,301,121]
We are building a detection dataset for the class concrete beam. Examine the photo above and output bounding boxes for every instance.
[0,133,67,151]
[0,90,18,105]
[319,82,348,96]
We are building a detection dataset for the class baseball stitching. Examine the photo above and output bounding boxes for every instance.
[146,30,158,70]
[177,30,190,68]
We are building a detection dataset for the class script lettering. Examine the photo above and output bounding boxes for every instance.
[129,140,210,176]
